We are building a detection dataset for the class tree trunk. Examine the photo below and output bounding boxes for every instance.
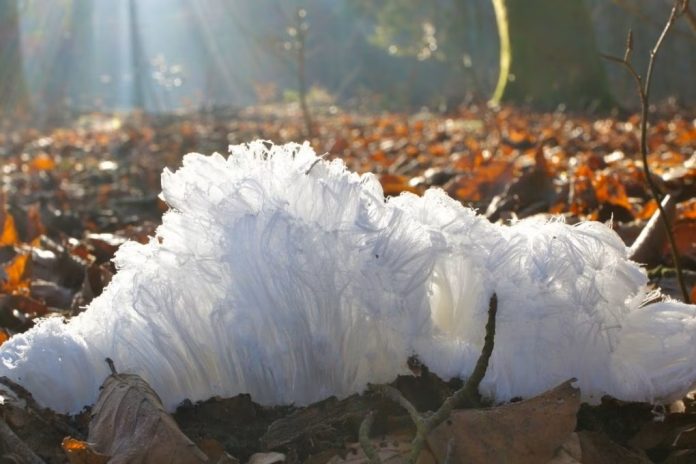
[128,0,147,110]
[491,0,612,110]
[0,0,28,115]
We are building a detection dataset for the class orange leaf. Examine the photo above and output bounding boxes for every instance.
[428,144,447,157]
[0,211,19,246]
[593,172,632,211]
[0,328,9,347]
[677,198,696,221]
[637,199,658,221]
[405,145,419,157]
[379,174,417,197]
[62,436,110,464]
[30,152,56,171]
[1,254,30,292]
[63,437,90,451]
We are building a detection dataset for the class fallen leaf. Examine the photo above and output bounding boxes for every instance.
[30,153,56,171]
[427,380,580,464]
[63,437,110,464]
[573,431,650,464]
[1,254,30,293]
[677,198,696,221]
[670,221,696,265]
[85,368,209,463]
[548,433,582,463]
[0,211,19,247]
[379,174,419,197]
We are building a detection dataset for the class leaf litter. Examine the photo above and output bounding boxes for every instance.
[0,104,694,462]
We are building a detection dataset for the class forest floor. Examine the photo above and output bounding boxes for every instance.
[0,103,695,463]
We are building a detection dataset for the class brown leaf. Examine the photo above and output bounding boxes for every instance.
[379,174,419,197]
[573,431,650,464]
[427,380,580,464]
[86,370,209,464]
[671,221,696,265]
[548,433,583,463]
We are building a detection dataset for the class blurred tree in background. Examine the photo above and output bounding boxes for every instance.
[0,0,693,120]
[355,0,613,110]
[490,0,612,109]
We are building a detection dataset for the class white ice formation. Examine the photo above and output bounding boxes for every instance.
[1,141,695,414]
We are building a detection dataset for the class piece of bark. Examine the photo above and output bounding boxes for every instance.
[629,194,677,266]
[427,380,580,464]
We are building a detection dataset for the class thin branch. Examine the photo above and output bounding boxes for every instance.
[608,0,695,39]
[360,293,498,464]
[601,0,690,303]
[106,357,117,375]
[380,385,423,425]
[358,411,381,464]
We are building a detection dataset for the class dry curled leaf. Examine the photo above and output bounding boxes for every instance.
[427,380,580,464]
[0,210,19,247]
[85,369,209,464]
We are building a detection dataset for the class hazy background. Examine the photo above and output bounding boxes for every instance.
[6,0,696,124]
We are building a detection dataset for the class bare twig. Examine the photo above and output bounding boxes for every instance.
[601,0,690,303]
[360,293,498,464]
[358,411,381,464]
[608,0,695,39]
[106,357,117,375]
